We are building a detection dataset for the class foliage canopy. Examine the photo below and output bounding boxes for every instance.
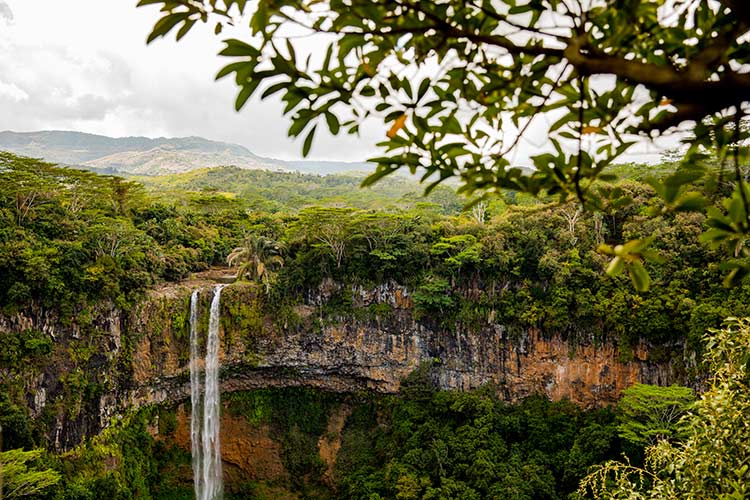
[0,448,61,499]
[139,0,750,287]
[0,152,744,499]
[580,318,750,499]
[615,383,695,447]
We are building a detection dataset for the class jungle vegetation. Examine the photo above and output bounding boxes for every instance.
[5,0,750,495]
[2,151,750,352]
[139,0,750,288]
[0,150,746,498]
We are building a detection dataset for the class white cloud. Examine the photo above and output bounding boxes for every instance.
[0,80,26,101]
[0,0,379,162]
[0,1,11,21]
[0,0,673,167]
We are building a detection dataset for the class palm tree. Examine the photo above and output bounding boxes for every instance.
[226,234,285,292]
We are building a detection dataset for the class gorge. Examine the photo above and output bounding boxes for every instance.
[0,153,733,499]
[5,0,750,496]
[0,277,690,491]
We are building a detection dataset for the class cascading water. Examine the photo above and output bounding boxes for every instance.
[189,285,225,500]
[189,290,203,499]
[202,284,224,499]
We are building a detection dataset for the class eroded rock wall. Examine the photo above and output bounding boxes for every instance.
[128,281,681,407]
[0,280,687,450]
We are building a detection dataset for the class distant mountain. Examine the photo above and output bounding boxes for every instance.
[0,130,372,175]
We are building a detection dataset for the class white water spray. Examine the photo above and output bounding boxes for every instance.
[202,284,224,499]
[189,290,203,499]
[189,285,225,500]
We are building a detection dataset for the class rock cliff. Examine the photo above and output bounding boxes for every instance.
[0,279,687,451]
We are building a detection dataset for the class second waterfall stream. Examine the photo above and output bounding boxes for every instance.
[189,284,225,500]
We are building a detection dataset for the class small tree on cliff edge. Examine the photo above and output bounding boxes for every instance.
[616,383,695,447]
[139,0,750,288]
[579,317,750,499]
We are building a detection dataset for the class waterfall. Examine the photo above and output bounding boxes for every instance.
[202,284,224,500]
[189,285,225,500]
[189,290,203,500]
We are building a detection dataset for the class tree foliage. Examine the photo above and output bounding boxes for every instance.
[227,233,285,291]
[616,383,695,447]
[0,448,61,499]
[580,318,750,499]
[3,151,748,499]
[288,207,357,268]
[136,166,465,214]
[336,376,621,500]
[139,0,750,287]
[3,151,750,356]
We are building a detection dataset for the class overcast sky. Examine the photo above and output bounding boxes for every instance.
[0,0,387,161]
[0,1,674,164]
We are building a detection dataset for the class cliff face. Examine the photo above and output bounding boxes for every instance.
[167,403,290,484]
[0,279,686,450]
[0,301,125,450]
[128,281,680,406]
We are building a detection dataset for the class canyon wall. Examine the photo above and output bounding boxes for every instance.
[0,279,687,450]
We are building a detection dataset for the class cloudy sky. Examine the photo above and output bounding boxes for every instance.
[0,0,387,161]
[0,1,673,164]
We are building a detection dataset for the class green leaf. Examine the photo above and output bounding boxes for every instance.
[288,117,308,138]
[216,61,249,80]
[176,19,196,41]
[147,14,186,43]
[619,237,653,255]
[361,164,399,188]
[699,228,730,244]
[325,112,340,135]
[597,243,614,255]
[443,115,462,135]
[219,39,259,57]
[417,78,431,100]
[606,256,625,276]
[286,39,296,65]
[508,5,533,14]
[137,0,166,7]
[674,192,707,212]
[302,124,317,157]
[235,81,259,111]
[629,261,651,292]
[250,1,269,35]
[261,81,288,99]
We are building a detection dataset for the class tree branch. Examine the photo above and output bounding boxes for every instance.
[575,74,584,204]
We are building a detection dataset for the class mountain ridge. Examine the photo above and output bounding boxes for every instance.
[0,130,371,175]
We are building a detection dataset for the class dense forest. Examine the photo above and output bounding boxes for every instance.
[6,384,625,499]
[0,150,748,499]
[1,152,746,353]
[3,0,748,496]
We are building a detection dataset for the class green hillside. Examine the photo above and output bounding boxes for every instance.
[135,166,466,214]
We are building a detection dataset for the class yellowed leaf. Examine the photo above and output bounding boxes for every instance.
[387,114,407,138]
[581,125,601,134]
